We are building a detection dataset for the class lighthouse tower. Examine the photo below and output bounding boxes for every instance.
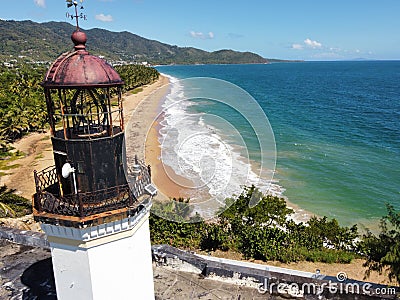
[32,3,155,299]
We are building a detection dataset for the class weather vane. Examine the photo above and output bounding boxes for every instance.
[66,0,86,30]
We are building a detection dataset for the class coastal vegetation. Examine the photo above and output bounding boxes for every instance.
[150,187,359,264]
[150,186,400,284]
[0,20,268,65]
[115,64,159,92]
[0,63,47,148]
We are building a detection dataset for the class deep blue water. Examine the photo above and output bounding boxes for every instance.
[156,61,400,228]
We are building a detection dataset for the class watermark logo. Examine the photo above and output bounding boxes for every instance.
[336,271,348,282]
[257,272,397,297]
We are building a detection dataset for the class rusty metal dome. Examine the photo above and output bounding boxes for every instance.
[43,30,124,88]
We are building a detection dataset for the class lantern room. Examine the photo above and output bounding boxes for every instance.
[43,29,127,196]
[33,28,153,226]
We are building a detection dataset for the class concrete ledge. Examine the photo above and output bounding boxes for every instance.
[1,227,399,299]
[152,244,399,299]
[0,226,49,249]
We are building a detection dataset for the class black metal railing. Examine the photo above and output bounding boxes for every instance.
[127,159,152,199]
[34,184,135,217]
[34,166,58,193]
[33,159,152,218]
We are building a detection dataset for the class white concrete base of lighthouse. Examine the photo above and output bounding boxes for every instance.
[41,208,155,300]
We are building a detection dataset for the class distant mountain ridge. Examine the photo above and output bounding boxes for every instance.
[0,20,268,65]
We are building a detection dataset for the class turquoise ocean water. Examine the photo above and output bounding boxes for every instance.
[156,62,400,228]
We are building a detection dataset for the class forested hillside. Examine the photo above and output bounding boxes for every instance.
[0,20,268,65]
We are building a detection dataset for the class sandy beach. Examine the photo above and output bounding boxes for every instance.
[124,75,196,202]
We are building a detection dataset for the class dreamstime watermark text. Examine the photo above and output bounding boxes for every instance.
[257,272,397,297]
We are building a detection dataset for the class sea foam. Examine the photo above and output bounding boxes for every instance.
[158,74,283,218]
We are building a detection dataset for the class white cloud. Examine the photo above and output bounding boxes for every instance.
[190,31,202,38]
[291,38,322,51]
[190,31,214,39]
[34,0,46,8]
[291,43,303,50]
[95,14,113,22]
[304,38,322,48]
[291,38,369,59]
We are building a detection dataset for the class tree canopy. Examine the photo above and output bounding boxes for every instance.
[361,204,400,283]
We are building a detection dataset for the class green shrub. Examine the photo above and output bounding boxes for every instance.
[360,204,400,283]
[149,186,361,266]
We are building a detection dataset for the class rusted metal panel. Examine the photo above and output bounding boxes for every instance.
[43,30,124,88]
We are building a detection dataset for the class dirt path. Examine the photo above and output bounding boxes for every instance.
[0,132,53,199]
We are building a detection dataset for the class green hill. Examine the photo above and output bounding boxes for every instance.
[0,20,268,65]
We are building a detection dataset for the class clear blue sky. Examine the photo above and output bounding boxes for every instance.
[1,0,400,60]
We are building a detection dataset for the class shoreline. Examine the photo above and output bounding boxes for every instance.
[124,74,196,202]
[141,73,315,223]
[145,118,196,201]
[130,73,314,222]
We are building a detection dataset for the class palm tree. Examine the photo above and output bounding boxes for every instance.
[0,185,31,218]
[0,134,8,152]
[0,202,16,217]
[0,185,16,217]
[0,63,47,142]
